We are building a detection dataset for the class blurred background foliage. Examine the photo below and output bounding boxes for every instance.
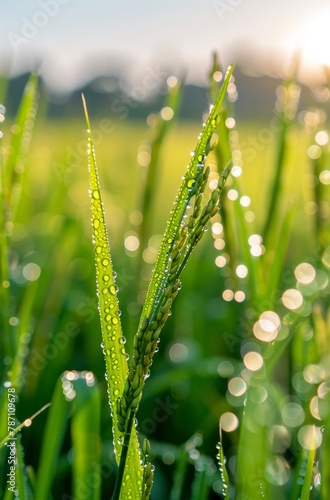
[0,56,330,498]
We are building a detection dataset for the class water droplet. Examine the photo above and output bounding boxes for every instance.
[112,317,119,325]
[92,189,100,200]
[102,258,110,267]
[110,285,116,295]
[94,219,100,229]
[103,274,110,282]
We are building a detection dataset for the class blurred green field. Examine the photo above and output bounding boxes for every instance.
[1,71,330,499]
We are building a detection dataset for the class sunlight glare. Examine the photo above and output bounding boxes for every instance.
[291,13,330,70]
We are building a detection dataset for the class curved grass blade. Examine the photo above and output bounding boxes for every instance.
[35,371,101,500]
[82,96,143,498]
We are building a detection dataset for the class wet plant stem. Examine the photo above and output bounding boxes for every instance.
[112,410,135,500]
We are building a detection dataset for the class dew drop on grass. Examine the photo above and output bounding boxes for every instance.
[92,189,100,200]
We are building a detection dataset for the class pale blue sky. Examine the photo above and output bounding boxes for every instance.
[0,0,329,92]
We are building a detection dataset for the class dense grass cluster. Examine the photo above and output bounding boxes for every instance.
[0,55,330,499]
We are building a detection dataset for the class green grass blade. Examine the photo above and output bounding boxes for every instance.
[0,116,12,363]
[34,376,71,500]
[217,430,230,498]
[82,96,143,498]
[16,436,31,499]
[264,203,295,304]
[0,403,51,448]
[82,94,128,450]
[114,66,234,497]
[300,446,315,500]
[170,447,189,500]
[232,192,259,304]
[262,80,300,248]
[35,372,102,500]
[5,72,39,214]
[71,375,101,500]
[10,281,38,391]
[321,410,330,498]
[138,76,182,257]
[1,437,29,500]
[191,462,209,500]
[140,64,234,327]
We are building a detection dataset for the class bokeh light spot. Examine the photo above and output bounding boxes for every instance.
[220,412,239,432]
[253,311,280,342]
[298,425,322,450]
[243,351,264,371]
[228,377,247,397]
[294,262,316,284]
[169,343,189,363]
[281,402,305,427]
[282,289,303,310]
[23,263,41,282]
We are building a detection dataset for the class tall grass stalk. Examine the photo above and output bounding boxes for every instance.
[84,65,234,498]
